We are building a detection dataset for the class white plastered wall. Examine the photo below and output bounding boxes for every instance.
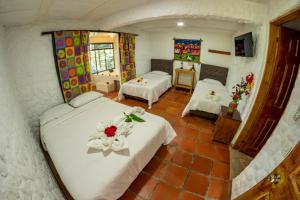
[227,23,269,119]
[148,29,233,85]
[5,21,100,134]
[0,24,63,200]
[132,30,151,76]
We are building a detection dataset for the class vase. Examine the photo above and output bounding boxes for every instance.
[228,101,238,115]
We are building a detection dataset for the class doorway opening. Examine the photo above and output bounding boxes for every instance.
[231,7,300,178]
[89,32,121,99]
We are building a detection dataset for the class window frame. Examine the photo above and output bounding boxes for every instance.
[89,42,115,74]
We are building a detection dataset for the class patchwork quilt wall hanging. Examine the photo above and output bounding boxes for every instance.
[53,31,92,102]
[174,38,202,63]
[119,33,136,83]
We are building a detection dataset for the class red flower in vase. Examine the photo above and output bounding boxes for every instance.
[246,73,254,84]
[232,93,239,100]
[104,125,117,137]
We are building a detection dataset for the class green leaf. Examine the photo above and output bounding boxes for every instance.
[129,114,145,122]
[124,112,132,122]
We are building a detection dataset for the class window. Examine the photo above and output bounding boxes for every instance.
[89,43,115,74]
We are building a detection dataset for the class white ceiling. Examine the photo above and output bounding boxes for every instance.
[0,0,152,26]
[0,0,269,27]
[245,0,269,4]
[120,18,246,34]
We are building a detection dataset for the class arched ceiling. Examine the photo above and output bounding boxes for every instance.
[0,0,268,28]
[119,18,247,34]
[97,0,268,30]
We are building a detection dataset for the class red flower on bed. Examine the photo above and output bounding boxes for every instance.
[104,125,117,137]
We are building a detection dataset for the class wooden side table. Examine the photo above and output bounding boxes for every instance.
[213,106,242,145]
[174,68,195,93]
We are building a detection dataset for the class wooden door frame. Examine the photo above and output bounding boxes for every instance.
[233,6,300,150]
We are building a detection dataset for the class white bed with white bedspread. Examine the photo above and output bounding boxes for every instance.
[182,79,231,116]
[40,96,176,200]
[118,71,172,108]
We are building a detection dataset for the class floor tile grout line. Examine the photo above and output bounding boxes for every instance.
[114,88,230,200]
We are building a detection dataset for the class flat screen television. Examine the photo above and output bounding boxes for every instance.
[234,32,253,57]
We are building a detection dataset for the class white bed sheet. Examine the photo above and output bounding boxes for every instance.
[41,97,176,200]
[118,72,172,108]
[182,80,231,116]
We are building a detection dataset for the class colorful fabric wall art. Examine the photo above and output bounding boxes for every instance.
[53,31,92,102]
[119,33,136,83]
[174,38,201,63]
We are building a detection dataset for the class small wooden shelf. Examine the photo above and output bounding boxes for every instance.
[174,68,195,93]
[208,49,231,55]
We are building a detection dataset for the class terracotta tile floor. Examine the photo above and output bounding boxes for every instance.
[105,88,230,200]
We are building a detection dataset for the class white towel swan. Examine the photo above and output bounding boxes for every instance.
[87,107,145,152]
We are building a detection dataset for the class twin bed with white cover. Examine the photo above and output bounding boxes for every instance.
[182,79,231,116]
[118,59,173,108]
[40,92,176,200]
[118,71,172,108]
[182,64,231,118]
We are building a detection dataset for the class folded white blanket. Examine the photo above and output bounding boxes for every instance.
[87,107,145,152]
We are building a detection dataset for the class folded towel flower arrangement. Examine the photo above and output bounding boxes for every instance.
[87,107,145,152]
[205,90,220,102]
[129,77,148,85]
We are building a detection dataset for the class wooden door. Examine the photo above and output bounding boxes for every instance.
[237,27,300,157]
[235,142,300,200]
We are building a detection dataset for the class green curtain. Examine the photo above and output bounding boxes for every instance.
[119,33,136,83]
[53,31,92,102]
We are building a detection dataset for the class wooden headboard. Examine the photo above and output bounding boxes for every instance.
[199,63,228,85]
[151,59,174,76]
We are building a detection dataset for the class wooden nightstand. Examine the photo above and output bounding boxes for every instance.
[213,106,242,145]
[174,68,195,93]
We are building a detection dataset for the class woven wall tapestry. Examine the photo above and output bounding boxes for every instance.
[119,33,136,83]
[53,31,91,102]
[174,38,201,63]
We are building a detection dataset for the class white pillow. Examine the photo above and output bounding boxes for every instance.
[151,70,169,76]
[40,104,74,126]
[69,91,103,108]
[202,78,224,86]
